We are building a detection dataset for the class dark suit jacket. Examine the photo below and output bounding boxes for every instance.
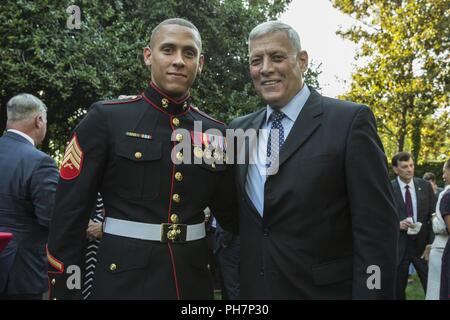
[0,131,58,294]
[230,88,399,299]
[391,177,436,261]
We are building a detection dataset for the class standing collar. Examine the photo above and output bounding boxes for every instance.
[143,82,191,115]
[7,129,35,146]
[265,84,311,124]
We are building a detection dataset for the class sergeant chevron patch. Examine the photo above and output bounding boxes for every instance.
[60,133,84,180]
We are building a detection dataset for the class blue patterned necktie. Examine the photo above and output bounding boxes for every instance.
[266,111,286,170]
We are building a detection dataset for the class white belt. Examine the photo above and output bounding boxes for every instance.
[103,217,205,243]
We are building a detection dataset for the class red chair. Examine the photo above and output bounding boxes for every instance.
[0,232,13,253]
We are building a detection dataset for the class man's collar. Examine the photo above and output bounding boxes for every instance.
[266,84,311,124]
[7,129,35,146]
[397,176,414,189]
[143,82,191,115]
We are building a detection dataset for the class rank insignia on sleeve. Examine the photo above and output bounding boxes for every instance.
[60,133,84,180]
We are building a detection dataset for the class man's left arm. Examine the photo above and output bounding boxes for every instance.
[30,155,59,228]
[209,162,239,235]
[345,106,399,299]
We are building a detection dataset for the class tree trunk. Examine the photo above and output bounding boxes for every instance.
[411,118,422,162]
[397,103,408,152]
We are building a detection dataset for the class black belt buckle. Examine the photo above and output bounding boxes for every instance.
[161,223,187,243]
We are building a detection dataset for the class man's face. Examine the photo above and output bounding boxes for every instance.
[393,158,415,183]
[443,164,450,186]
[144,25,204,99]
[249,31,308,109]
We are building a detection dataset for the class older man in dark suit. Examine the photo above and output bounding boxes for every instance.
[391,151,436,299]
[0,93,58,299]
[229,21,399,299]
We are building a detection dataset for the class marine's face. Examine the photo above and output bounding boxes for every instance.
[249,31,307,109]
[144,24,204,99]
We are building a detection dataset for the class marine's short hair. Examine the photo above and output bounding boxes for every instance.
[149,18,202,52]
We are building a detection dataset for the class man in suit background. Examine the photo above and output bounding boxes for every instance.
[391,151,436,299]
[229,21,398,299]
[0,93,59,299]
[423,172,444,197]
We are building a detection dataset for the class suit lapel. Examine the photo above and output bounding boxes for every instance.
[236,109,266,222]
[277,88,323,169]
[414,178,424,222]
[393,179,406,219]
[237,109,266,191]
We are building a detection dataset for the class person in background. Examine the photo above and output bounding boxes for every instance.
[426,161,450,299]
[0,93,58,299]
[423,172,444,197]
[439,159,450,300]
[391,151,436,299]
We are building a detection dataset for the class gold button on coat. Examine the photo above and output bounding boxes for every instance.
[175,172,183,181]
[172,194,181,203]
[176,152,184,161]
[170,214,179,224]
[175,133,183,142]
[134,152,142,159]
[110,263,117,271]
[51,278,56,285]
[172,118,180,127]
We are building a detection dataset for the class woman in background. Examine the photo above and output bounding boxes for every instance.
[439,159,450,300]
[426,164,450,299]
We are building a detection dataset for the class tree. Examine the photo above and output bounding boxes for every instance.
[1,0,323,160]
[332,0,449,162]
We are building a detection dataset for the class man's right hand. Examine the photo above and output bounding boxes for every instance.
[400,219,413,231]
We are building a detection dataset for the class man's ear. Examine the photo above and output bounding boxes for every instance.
[143,47,152,67]
[298,50,308,73]
[393,166,399,175]
[35,114,44,129]
[197,54,205,76]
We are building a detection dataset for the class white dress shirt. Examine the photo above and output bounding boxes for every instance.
[397,176,418,222]
[7,129,35,146]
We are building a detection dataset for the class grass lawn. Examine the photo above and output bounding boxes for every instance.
[406,274,426,300]
[213,274,427,300]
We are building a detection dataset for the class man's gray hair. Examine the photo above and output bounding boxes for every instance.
[248,20,302,54]
[6,93,47,122]
[149,18,202,52]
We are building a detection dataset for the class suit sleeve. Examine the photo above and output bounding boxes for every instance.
[208,124,239,234]
[30,155,59,228]
[209,162,239,234]
[345,106,399,299]
[47,104,108,300]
